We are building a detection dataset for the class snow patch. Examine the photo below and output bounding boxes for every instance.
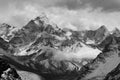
[65,43,101,59]
[86,40,95,44]
[54,42,101,61]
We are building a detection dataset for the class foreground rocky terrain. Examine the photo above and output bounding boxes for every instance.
[0,15,120,80]
[0,58,21,80]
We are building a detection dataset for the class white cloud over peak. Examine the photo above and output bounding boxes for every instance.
[0,0,120,31]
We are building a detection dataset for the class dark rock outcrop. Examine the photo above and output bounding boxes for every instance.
[0,58,21,80]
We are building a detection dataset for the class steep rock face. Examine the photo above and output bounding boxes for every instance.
[9,16,65,47]
[9,20,42,46]
[0,23,16,41]
[112,28,120,37]
[0,58,21,80]
[77,35,120,80]
[98,29,120,50]
[0,23,11,37]
[103,31,120,80]
[0,37,9,51]
[7,16,69,56]
[84,25,109,44]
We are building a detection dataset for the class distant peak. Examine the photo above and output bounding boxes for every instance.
[99,25,107,30]
[96,25,109,34]
[112,27,120,36]
[1,23,11,28]
[33,14,59,29]
[114,27,120,32]
[34,13,49,24]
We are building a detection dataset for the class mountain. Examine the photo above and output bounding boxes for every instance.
[0,23,17,41]
[112,28,120,37]
[0,16,102,80]
[84,25,109,45]
[9,16,65,45]
[77,34,120,80]
[4,15,101,56]
[0,15,120,80]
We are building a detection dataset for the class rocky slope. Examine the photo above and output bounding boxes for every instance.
[0,57,21,80]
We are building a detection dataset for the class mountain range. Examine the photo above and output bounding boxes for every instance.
[0,15,120,80]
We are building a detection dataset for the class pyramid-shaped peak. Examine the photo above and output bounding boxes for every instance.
[112,27,120,37]
[33,14,59,29]
[96,25,109,34]
[34,13,49,23]
[96,25,108,32]
[98,25,107,30]
[35,16,40,20]
[113,27,120,32]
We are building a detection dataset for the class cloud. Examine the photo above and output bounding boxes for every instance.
[0,4,40,27]
[54,42,101,61]
[54,0,83,10]
[0,0,120,31]
[46,7,120,31]
[80,0,120,12]
[55,0,120,12]
[1,0,120,11]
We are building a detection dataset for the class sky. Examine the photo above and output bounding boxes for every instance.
[0,0,120,31]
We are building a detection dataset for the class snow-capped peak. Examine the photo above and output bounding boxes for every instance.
[34,14,49,25]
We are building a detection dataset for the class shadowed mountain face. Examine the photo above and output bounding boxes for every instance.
[77,34,120,80]
[0,15,120,80]
[84,25,109,44]
[9,17,65,47]
[0,58,21,80]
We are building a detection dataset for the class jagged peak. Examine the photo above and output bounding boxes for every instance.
[0,23,16,31]
[24,13,50,28]
[23,14,60,32]
[111,27,120,37]
[112,27,120,33]
[0,23,11,28]
[97,25,108,31]
[34,13,50,25]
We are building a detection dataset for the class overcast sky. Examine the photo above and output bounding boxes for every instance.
[0,0,120,31]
